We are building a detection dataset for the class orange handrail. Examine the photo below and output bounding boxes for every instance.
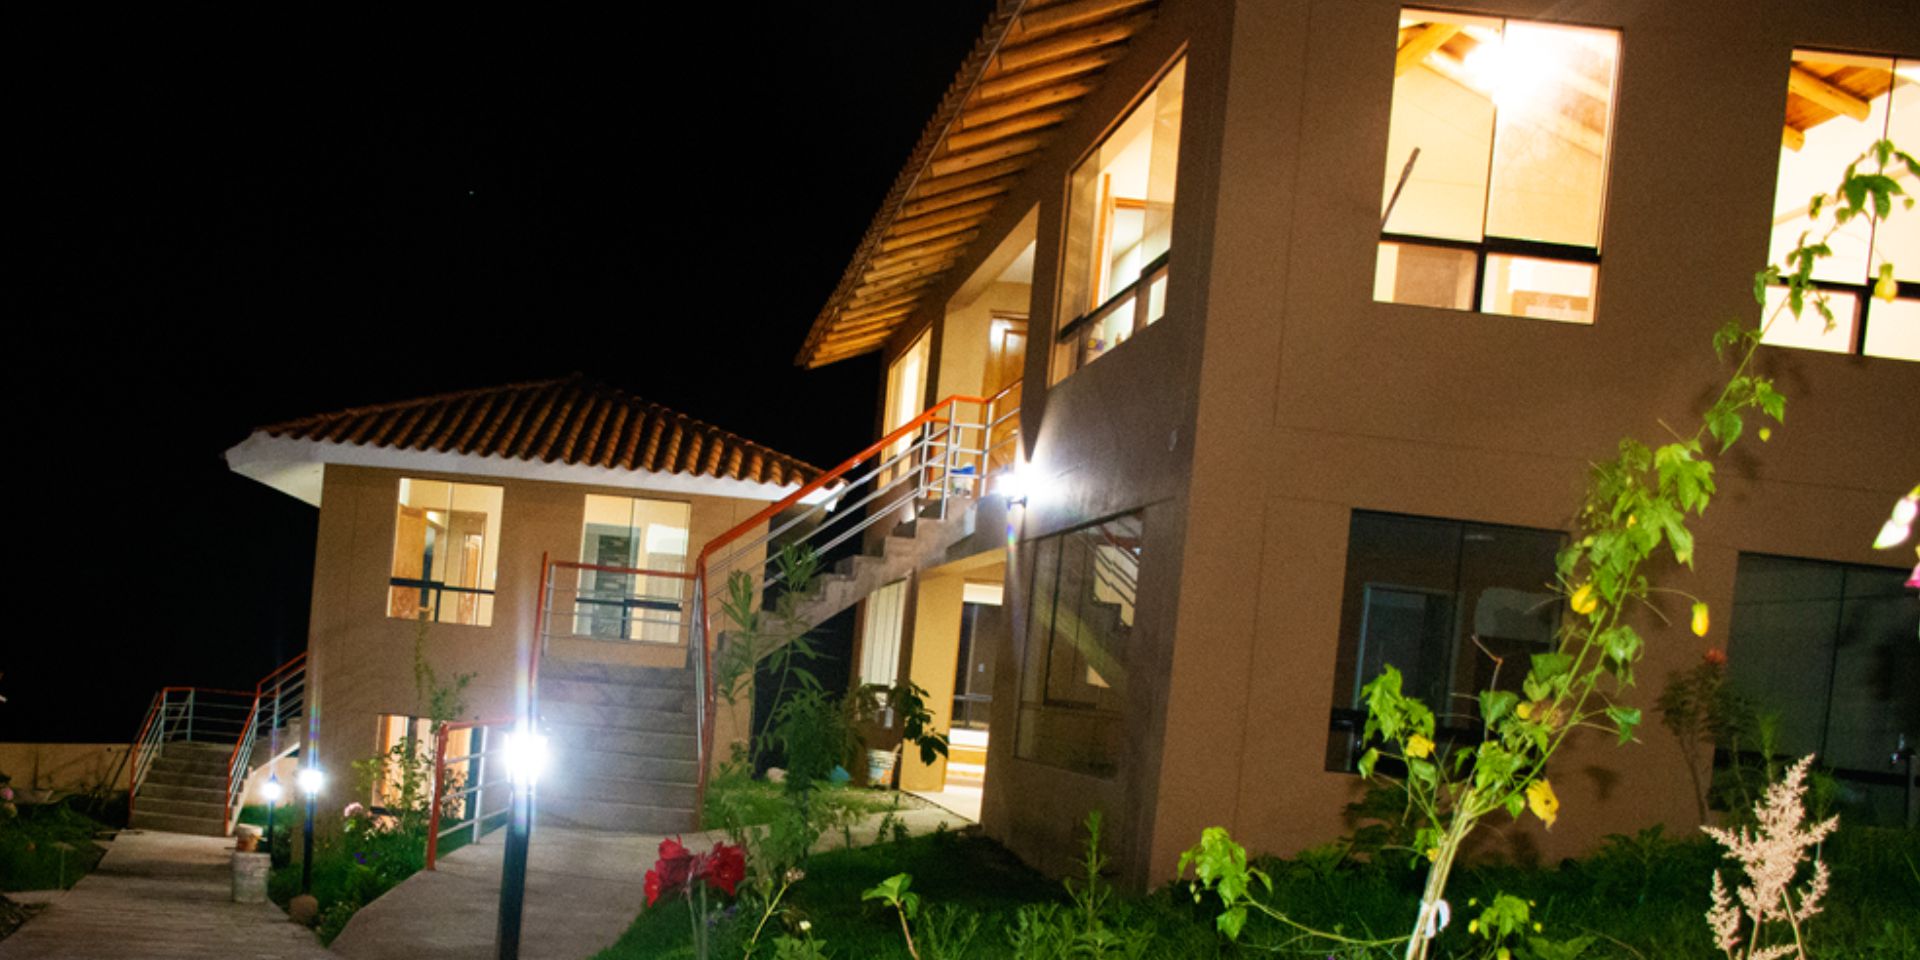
[425,715,514,870]
[219,652,310,829]
[686,382,1021,811]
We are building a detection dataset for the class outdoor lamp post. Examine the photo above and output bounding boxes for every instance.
[496,727,548,960]
[297,765,324,894]
[261,775,283,859]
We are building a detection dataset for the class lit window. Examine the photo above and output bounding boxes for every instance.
[1724,555,1919,825]
[1016,512,1142,778]
[576,494,692,643]
[1761,52,1919,362]
[1375,10,1620,324]
[389,479,503,626]
[1324,512,1563,772]
[1056,59,1185,378]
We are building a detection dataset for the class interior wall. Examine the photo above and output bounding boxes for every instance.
[938,281,1033,402]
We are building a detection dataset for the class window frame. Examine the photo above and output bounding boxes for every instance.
[1053,54,1187,380]
[387,477,503,627]
[1375,8,1622,325]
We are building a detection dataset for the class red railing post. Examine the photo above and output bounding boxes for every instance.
[426,723,450,871]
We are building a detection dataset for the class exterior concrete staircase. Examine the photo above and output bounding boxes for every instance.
[129,742,232,836]
[781,505,983,629]
[537,657,701,833]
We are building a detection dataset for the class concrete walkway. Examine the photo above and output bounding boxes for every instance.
[330,803,968,960]
[0,830,332,960]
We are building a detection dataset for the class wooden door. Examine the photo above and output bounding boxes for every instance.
[983,315,1027,474]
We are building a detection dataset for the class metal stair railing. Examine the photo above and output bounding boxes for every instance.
[425,717,515,870]
[126,685,255,822]
[535,559,696,654]
[687,381,1021,813]
[220,653,308,835]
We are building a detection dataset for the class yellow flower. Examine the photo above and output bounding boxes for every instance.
[1570,584,1598,615]
[1877,271,1900,302]
[1626,514,1638,528]
[1406,735,1435,759]
[1469,920,1479,934]
[1527,779,1560,829]
[1534,922,1544,933]
[1424,847,1439,862]
[1691,601,1710,638]
[1498,949,1512,960]
[1516,702,1533,720]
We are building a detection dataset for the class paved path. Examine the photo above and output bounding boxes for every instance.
[330,803,968,960]
[0,830,332,960]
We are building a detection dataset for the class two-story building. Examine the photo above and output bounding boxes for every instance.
[798,0,1919,887]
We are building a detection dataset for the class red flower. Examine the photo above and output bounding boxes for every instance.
[645,837,694,907]
[644,868,664,907]
[702,842,746,896]
[1703,648,1728,667]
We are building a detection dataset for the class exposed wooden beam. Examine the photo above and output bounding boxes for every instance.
[1426,52,1604,155]
[1009,0,1153,41]
[854,264,949,300]
[869,233,978,270]
[861,249,964,283]
[881,217,982,253]
[909,159,1034,203]
[833,310,915,334]
[889,198,1002,238]
[974,47,1127,102]
[846,276,936,308]
[967,79,1101,129]
[840,290,924,320]
[1789,66,1871,121]
[948,105,1075,151]
[1395,24,1460,76]
[929,136,1045,179]
[851,270,941,301]
[897,179,1013,220]
[996,14,1150,74]
[1782,124,1806,152]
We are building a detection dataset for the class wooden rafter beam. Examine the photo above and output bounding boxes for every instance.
[1782,124,1806,152]
[897,178,1013,220]
[996,14,1150,74]
[861,249,965,284]
[974,47,1127,102]
[869,233,978,271]
[888,198,1001,239]
[1788,66,1872,121]
[965,78,1101,129]
[880,217,981,253]
[908,158,1034,202]
[929,136,1044,179]
[1009,0,1153,40]
[948,104,1075,152]
[1395,23,1460,76]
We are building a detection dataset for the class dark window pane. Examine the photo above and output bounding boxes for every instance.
[1016,512,1143,778]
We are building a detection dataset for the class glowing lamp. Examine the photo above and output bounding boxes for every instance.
[260,777,284,804]
[503,731,550,787]
[296,767,325,797]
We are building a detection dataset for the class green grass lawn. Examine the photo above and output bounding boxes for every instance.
[592,823,1920,959]
[0,804,110,892]
[703,776,904,832]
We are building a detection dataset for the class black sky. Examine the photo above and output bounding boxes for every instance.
[9,7,998,742]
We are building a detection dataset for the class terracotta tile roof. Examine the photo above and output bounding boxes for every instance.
[796,0,1161,368]
[259,375,824,488]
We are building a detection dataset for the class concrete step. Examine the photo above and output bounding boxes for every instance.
[138,782,227,805]
[539,658,694,690]
[539,677,692,712]
[153,753,233,776]
[541,699,693,734]
[545,720,698,761]
[548,746,697,784]
[538,794,697,834]
[129,811,227,836]
[134,796,227,820]
[144,769,230,792]
[542,772,696,810]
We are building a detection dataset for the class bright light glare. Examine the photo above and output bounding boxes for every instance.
[260,778,284,803]
[504,731,550,786]
[296,767,325,796]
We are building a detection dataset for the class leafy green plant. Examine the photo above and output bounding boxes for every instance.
[716,546,828,775]
[864,873,925,960]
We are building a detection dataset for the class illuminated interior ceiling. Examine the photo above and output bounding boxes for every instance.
[1394,17,1614,158]
[797,0,1160,369]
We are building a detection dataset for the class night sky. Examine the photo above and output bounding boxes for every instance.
[10,6,998,743]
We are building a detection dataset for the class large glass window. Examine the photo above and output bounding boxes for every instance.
[1375,10,1620,324]
[388,479,503,626]
[1056,59,1185,377]
[576,495,692,643]
[1016,512,1142,778]
[1760,52,1918,361]
[1325,512,1564,771]
[1725,555,1919,825]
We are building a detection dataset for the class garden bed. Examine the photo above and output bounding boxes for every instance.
[595,823,1920,959]
[0,803,110,893]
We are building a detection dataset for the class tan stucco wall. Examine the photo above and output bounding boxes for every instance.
[0,743,129,796]
[303,464,770,811]
[937,281,1033,402]
[868,0,1920,888]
